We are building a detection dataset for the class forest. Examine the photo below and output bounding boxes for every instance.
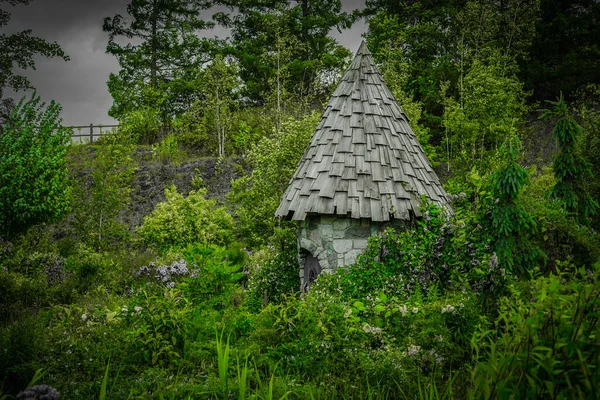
[1,0,600,398]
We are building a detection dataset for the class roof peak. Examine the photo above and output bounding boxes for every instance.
[275,40,452,221]
[356,40,370,56]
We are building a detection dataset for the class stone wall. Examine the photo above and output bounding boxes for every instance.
[297,215,406,288]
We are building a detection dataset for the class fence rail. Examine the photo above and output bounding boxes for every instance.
[67,123,119,143]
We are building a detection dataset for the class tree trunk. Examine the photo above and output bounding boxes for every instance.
[150,0,158,88]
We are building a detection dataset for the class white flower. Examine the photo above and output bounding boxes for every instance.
[81,314,87,322]
[412,307,419,314]
[343,308,352,318]
[441,305,455,313]
[398,305,408,317]
[362,323,382,335]
[134,306,142,314]
[121,306,128,313]
[406,344,421,359]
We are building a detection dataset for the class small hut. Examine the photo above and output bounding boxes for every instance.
[275,41,452,289]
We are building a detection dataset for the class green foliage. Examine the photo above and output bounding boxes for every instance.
[215,0,355,106]
[365,0,538,152]
[329,207,455,301]
[0,0,68,97]
[520,0,600,101]
[138,184,234,253]
[180,244,245,306]
[199,55,239,156]
[470,263,600,399]
[228,112,320,248]
[0,94,71,237]
[442,57,527,172]
[103,0,214,121]
[521,167,600,269]
[117,107,162,144]
[125,288,191,366]
[575,84,600,230]
[246,227,300,310]
[72,134,136,249]
[152,133,181,161]
[541,93,599,225]
[483,132,545,277]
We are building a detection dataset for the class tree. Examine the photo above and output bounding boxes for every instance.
[103,0,214,122]
[364,0,538,145]
[228,112,320,248]
[541,94,599,225]
[215,0,356,108]
[200,55,239,156]
[520,0,600,101]
[0,94,71,237]
[485,129,545,277]
[442,55,527,173]
[1,0,68,123]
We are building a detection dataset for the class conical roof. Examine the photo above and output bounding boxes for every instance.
[275,41,451,221]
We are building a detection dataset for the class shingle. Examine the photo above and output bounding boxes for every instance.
[275,40,452,222]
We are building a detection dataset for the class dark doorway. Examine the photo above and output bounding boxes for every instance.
[303,252,322,290]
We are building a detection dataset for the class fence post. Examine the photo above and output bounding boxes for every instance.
[90,123,93,143]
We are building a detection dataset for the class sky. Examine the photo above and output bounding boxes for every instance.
[4,0,368,127]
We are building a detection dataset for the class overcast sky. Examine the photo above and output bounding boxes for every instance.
[4,0,367,127]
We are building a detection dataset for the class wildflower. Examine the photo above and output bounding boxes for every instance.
[398,305,408,317]
[412,307,418,314]
[134,306,142,314]
[362,323,382,335]
[490,253,498,270]
[166,281,176,289]
[343,308,352,318]
[121,306,128,313]
[406,344,420,359]
[81,314,87,322]
[441,305,455,313]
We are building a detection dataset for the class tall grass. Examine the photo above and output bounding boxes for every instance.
[216,329,231,399]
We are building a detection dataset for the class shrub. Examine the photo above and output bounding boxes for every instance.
[72,134,136,249]
[482,131,546,277]
[541,94,599,225]
[0,94,71,237]
[118,107,162,144]
[228,112,320,248]
[470,262,600,398]
[138,185,234,253]
[246,227,300,310]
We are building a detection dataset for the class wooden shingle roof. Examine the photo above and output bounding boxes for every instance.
[275,41,452,221]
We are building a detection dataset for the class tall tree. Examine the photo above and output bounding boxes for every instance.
[0,94,71,237]
[541,94,599,225]
[364,0,539,146]
[214,0,357,108]
[520,0,600,101]
[485,129,545,277]
[103,0,214,122]
[200,54,239,156]
[0,0,68,123]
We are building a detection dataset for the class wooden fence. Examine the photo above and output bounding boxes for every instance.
[68,124,119,143]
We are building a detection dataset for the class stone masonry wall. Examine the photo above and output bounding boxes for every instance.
[297,215,406,287]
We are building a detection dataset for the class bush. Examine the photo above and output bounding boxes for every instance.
[71,134,136,250]
[118,107,162,144]
[0,94,71,237]
[228,112,320,248]
[138,185,234,253]
[246,227,300,310]
[471,262,600,398]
